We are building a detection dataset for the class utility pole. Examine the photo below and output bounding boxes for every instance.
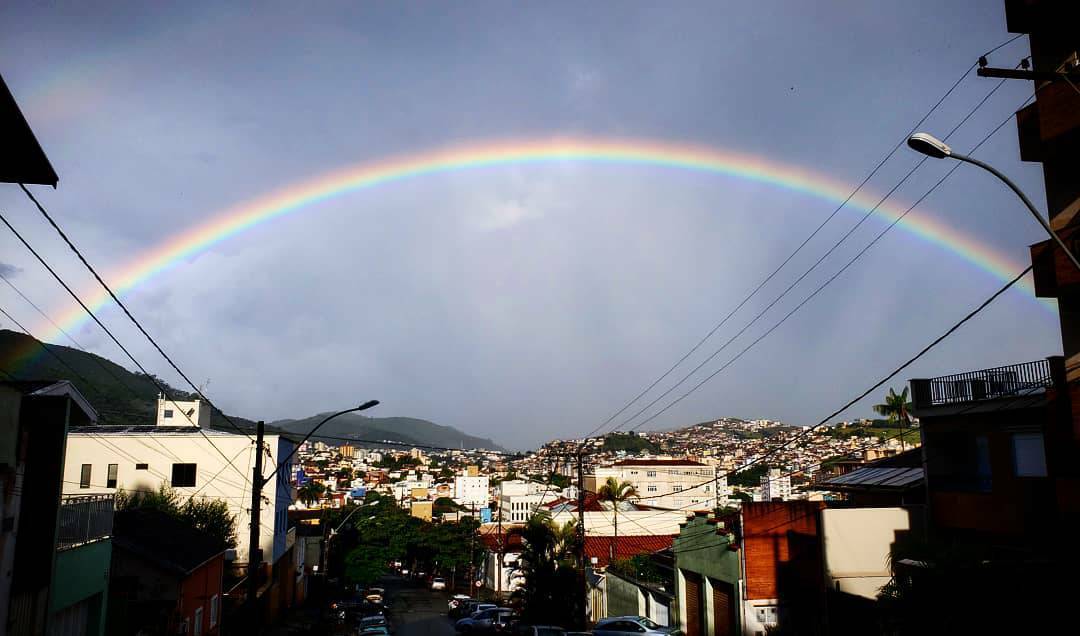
[247,420,266,631]
[496,489,503,601]
[576,448,587,630]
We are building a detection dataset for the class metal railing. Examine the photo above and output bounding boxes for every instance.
[913,359,1053,407]
[56,494,114,551]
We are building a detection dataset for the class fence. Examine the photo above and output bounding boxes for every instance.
[56,494,114,551]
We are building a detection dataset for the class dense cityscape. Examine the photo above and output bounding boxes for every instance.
[1,1,1075,634]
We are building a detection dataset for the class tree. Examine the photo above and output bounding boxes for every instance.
[298,481,325,506]
[597,476,637,561]
[116,485,237,551]
[873,387,913,450]
[512,513,581,628]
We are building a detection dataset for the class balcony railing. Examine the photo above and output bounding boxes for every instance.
[912,359,1054,408]
[56,494,114,551]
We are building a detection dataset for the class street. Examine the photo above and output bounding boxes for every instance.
[385,576,456,636]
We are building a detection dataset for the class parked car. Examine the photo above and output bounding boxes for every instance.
[513,626,566,636]
[360,616,389,631]
[451,599,481,619]
[449,594,473,613]
[470,603,497,618]
[592,616,682,636]
[431,577,447,591]
[457,608,514,633]
[360,628,391,636]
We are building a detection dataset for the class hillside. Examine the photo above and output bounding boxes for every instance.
[271,413,505,452]
[0,330,503,450]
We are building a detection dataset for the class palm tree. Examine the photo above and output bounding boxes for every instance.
[873,387,914,450]
[298,481,325,506]
[597,477,637,562]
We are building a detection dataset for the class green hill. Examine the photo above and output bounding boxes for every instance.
[271,413,505,452]
[1,330,502,450]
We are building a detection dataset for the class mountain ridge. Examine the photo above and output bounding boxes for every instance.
[0,329,503,450]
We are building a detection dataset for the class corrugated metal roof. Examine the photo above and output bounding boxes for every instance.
[821,466,923,490]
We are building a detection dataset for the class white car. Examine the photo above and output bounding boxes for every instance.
[431,577,447,591]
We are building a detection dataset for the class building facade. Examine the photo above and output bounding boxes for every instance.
[590,459,722,511]
[60,399,295,566]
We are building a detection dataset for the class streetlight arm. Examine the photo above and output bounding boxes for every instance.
[950,151,1080,273]
[263,400,379,484]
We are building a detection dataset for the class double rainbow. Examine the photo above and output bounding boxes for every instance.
[31,137,1049,350]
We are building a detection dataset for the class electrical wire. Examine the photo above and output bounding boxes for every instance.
[625,85,1028,434]
[17,183,253,441]
[0,207,252,486]
[583,33,1026,441]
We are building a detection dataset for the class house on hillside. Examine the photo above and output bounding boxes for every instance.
[107,508,225,635]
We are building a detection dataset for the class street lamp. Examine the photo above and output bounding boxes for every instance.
[907,132,1080,272]
[265,400,380,483]
[247,399,379,626]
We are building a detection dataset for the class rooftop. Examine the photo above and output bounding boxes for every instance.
[610,459,705,467]
[820,466,924,492]
[584,535,676,567]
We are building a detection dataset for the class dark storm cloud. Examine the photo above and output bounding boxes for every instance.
[0,0,1059,448]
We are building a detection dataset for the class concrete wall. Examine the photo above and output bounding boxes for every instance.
[606,571,645,618]
[821,507,913,599]
[551,510,689,536]
[51,540,111,636]
[63,431,293,564]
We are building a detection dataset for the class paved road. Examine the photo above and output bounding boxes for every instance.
[385,576,456,636]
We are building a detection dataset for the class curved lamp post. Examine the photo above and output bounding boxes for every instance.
[248,399,378,623]
[265,399,380,483]
[907,132,1080,272]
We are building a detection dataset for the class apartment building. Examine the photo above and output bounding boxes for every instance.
[454,473,490,507]
[760,468,791,501]
[589,459,723,511]
[61,398,295,566]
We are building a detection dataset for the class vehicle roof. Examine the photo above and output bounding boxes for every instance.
[597,616,648,622]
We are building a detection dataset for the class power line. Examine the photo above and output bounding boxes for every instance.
[583,36,1022,441]
[0,207,252,486]
[624,83,1024,434]
[17,183,252,441]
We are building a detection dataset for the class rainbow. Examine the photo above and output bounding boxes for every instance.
[31,137,1051,348]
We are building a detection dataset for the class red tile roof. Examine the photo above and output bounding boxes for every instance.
[584,535,676,567]
[611,459,705,467]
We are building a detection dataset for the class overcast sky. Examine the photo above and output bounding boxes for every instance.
[0,1,1060,448]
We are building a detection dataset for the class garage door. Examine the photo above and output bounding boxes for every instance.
[683,571,703,636]
[711,579,735,636]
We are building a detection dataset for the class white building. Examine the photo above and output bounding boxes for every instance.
[61,399,295,565]
[500,491,560,523]
[761,468,791,501]
[454,474,490,507]
[590,459,723,511]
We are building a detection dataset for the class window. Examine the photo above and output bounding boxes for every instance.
[673,485,683,493]
[163,409,173,419]
[647,485,658,492]
[646,470,656,477]
[1012,433,1047,477]
[107,464,118,488]
[756,606,778,626]
[704,485,711,492]
[209,595,219,627]
[171,463,197,487]
[136,463,148,470]
[80,464,92,488]
[193,607,203,636]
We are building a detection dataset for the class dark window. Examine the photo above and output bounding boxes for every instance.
[80,464,92,488]
[163,409,173,418]
[107,464,118,488]
[135,463,148,470]
[171,463,197,487]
